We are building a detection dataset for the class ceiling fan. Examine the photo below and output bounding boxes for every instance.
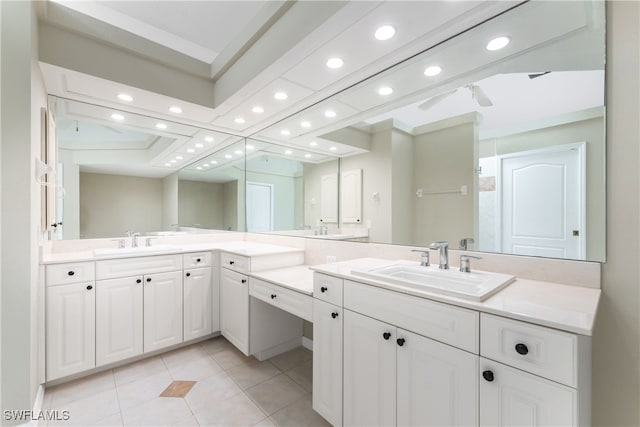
[418,84,493,111]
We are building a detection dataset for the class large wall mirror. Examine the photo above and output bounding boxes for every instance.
[253,1,606,261]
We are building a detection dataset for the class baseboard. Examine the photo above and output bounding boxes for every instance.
[17,385,45,426]
[254,337,302,361]
[302,336,313,351]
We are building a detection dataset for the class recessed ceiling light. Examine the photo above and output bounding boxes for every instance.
[324,110,337,118]
[329,146,337,151]
[252,106,264,114]
[176,156,183,160]
[285,150,292,155]
[300,121,311,128]
[309,141,318,146]
[117,93,133,102]
[156,123,167,129]
[304,154,312,158]
[424,65,442,77]
[170,159,177,163]
[225,154,232,159]
[169,106,182,114]
[234,117,246,124]
[165,163,172,167]
[187,148,195,153]
[204,137,214,143]
[374,25,396,41]
[486,36,510,51]
[203,163,210,167]
[326,57,344,69]
[111,113,125,121]
[378,86,393,96]
[196,143,205,148]
[235,150,243,155]
[246,145,254,150]
[274,91,288,100]
[281,130,291,136]
[196,166,202,170]
[211,160,218,164]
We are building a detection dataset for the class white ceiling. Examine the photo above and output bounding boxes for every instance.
[40,0,605,178]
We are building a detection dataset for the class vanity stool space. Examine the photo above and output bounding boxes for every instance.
[44,251,215,382]
[311,264,595,427]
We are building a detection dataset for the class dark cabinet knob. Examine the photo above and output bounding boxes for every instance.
[482,370,495,382]
[356,219,360,222]
[136,279,142,284]
[146,277,152,283]
[331,312,339,319]
[270,294,277,299]
[383,332,391,340]
[320,286,328,293]
[186,272,191,277]
[68,271,75,276]
[196,258,201,262]
[241,279,247,284]
[86,285,93,290]
[515,343,529,355]
[396,338,405,347]
[229,261,235,265]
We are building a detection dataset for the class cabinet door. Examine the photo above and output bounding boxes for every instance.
[343,310,396,426]
[312,300,343,426]
[184,267,212,341]
[46,282,95,380]
[480,358,577,427]
[397,329,478,426]
[143,270,183,352]
[340,169,362,224]
[96,276,143,366]
[320,173,338,223]
[220,268,249,354]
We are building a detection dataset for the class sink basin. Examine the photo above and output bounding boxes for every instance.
[351,263,515,301]
[93,245,181,257]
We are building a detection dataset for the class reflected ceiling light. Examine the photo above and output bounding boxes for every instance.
[169,106,182,114]
[165,163,172,167]
[300,121,311,128]
[375,25,396,41]
[117,93,133,102]
[281,129,291,136]
[234,117,246,124]
[156,123,167,129]
[111,113,125,121]
[285,150,293,155]
[225,154,232,159]
[176,156,183,160]
[211,160,218,164]
[235,150,243,155]
[187,148,195,153]
[486,36,510,51]
[324,110,337,118]
[204,136,214,143]
[203,163,210,167]
[329,146,337,151]
[252,106,264,114]
[170,159,177,163]
[304,154,312,158]
[196,167,202,170]
[326,57,344,69]
[378,86,393,96]
[274,91,288,100]
[309,141,318,146]
[196,143,205,148]
[423,65,442,77]
[246,145,255,150]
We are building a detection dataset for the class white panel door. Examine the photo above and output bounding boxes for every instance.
[480,358,577,427]
[340,169,363,224]
[96,276,143,366]
[247,182,273,232]
[396,329,479,426]
[320,173,338,223]
[143,270,183,352]
[312,299,343,426]
[500,143,585,259]
[183,267,213,341]
[343,310,396,427]
[46,282,95,380]
[220,268,250,354]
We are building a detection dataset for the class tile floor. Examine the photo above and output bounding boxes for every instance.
[41,337,331,427]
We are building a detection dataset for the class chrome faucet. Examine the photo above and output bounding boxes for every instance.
[459,237,475,251]
[429,241,449,270]
[411,249,430,267]
[131,232,141,248]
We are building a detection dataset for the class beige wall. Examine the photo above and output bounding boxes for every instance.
[162,173,178,230]
[391,129,414,244]
[79,173,163,238]
[592,2,639,425]
[178,179,225,230]
[222,180,238,231]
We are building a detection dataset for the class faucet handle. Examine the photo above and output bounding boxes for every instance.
[411,249,430,267]
[459,237,475,250]
[459,255,482,273]
[111,238,126,249]
[145,237,159,247]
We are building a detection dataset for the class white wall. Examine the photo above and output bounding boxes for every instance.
[162,173,178,230]
[58,149,80,239]
[246,170,300,230]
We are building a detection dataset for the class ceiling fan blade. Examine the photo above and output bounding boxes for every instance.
[418,89,457,111]
[468,84,493,107]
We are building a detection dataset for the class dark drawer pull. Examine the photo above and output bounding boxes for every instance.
[515,343,529,355]
[270,294,277,299]
[146,277,152,283]
[320,286,328,293]
[331,312,339,319]
[229,261,235,265]
[86,285,93,290]
[482,370,494,382]
[186,272,191,277]
[196,258,201,262]
[136,279,142,284]
[382,332,391,340]
[396,338,406,347]
[67,271,75,276]
[241,279,247,284]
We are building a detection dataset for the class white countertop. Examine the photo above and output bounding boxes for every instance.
[249,265,314,296]
[41,241,304,264]
[310,258,601,336]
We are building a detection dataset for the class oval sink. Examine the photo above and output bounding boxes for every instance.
[93,245,181,257]
[351,263,514,301]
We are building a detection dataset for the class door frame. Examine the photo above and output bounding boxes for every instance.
[246,181,274,232]
[495,141,586,257]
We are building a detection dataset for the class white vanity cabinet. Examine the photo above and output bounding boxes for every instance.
[45,261,96,381]
[183,252,214,341]
[220,267,250,354]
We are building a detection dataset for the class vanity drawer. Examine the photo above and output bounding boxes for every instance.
[220,252,250,273]
[480,313,578,387]
[96,254,183,280]
[250,278,313,322]
[313,273,343,306]
[46,262,95,286]
[183,251,212,268]
[344,280,479,353]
